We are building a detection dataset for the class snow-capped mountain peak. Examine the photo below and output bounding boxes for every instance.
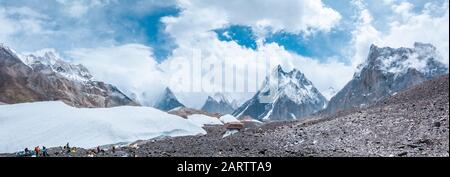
[19,49,93,82]
[212,93,232,104]
[356,42,447,79]
[233,65,327,121]
[326,42,448,113]
[22,49,60,66]
[260,65,325,105]
[153,87,185,111]
[201,92,236,115]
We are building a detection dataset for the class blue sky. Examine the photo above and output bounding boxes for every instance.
[0,0,180,60]
[210,0,448,63]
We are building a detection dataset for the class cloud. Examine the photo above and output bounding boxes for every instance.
[155,0,350,107]
[0,0,178,57]
[350,0,449,67]
[155,38,353,108]
[58,0,92,18]
[381,1,449,65]
[0,8,17,40]
[349,0,384,67]
[0,6,49,40]
[67,44,167,106]
[163,0,341,42]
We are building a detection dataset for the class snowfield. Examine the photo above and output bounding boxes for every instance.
[187,114,223,127]
[0,101,206,153]
[219,114,240,123]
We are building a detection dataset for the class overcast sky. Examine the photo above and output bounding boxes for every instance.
[1,0,448,108]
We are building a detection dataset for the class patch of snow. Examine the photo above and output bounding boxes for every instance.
[235,102,251,118]
[0,101,206,153]
[249,119,263,124]
[219,114,240,123]
[290,113,296,119]
[187,114,223,127]
[168,106,184,112]
[222,130,239,138]
[262,108,273,121]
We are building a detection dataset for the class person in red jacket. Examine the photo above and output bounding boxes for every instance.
[34,146,40,157]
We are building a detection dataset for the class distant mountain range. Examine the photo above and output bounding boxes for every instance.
[0,44,137,107]
[201,93,236,115]
[1,42,447,121]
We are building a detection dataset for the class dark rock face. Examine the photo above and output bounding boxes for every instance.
[0,45,137,107]
[233,65,327,121]
[325,42,448,113]
[201,93,235,115]
[153,87,185,111]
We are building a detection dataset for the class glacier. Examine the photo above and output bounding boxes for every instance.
[0,101,206,153]
[187,114,223,127]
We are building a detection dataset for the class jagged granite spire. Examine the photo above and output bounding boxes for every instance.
[233,65,327,121]
[153,87,185,111]
[325,42,448,113]
[201,93,235,115]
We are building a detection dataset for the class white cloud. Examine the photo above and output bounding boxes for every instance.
[156,37,353,107]
[67,32,354,109]
[382,1,449,65]
[56,0,108,18]
[155,0,351,107]
[392,2,414,19]
[163,0,341,42]
[67,44,167,106]
[349,2,383,67]
[0,8,17,41]
[0,6,49,41]
[350,0,449,67]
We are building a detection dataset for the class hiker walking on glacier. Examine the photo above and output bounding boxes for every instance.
[42,146,48,157]
[34,146,40,157]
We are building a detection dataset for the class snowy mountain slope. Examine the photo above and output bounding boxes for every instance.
[233,65,327,121]
[201,93,236,115]
[0,101,206,153]
[0,44,137,107]
[325,42,449,113]
[153,87,185,111]
[20,49,93,82]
